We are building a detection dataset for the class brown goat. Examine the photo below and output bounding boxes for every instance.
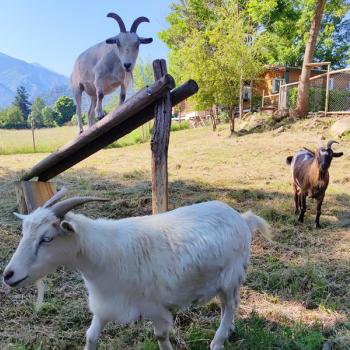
[286,140,343,228]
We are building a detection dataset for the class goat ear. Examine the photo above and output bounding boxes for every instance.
[106,36,118,44]
[13,212,26,220]
[60,220,77,234]
[139,37,153,44]
[333,152,343,158]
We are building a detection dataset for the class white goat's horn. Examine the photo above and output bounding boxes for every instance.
[130,16,150,33]
[327,140,339,149]
[107,12,126,33]
[43,187,67,208]
[51,197,110,218]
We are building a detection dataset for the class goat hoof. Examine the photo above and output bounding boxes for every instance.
[97,114,105,121]
[315,223,321,229]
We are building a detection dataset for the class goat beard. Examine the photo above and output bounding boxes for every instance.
[124,71,133,89]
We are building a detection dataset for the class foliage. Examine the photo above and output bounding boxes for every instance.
[13,86,31,120]
[71,113,88,127]
[289,86,350,112]
[53,96,76,126]
[0,105,26,128]
[41,106,58,127]
[133,57,154,91]
[159,0,262,112]
[248,0,350,68]
[28,97,46,127]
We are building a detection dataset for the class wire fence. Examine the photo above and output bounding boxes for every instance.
[278,67,350,115]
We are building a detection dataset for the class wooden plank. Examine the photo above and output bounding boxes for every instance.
[305,62,331,67]
[21,80,198,182]
[15,181,56,214]
[21,74,175,181]
[151,59,172,214]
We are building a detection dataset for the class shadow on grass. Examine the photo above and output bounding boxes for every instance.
[0,167,349,348]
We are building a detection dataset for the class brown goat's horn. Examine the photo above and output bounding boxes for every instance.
[43,187,67,208]
[107,13,126,33]
[130,16,150,33]
[51,197,110,219]
[327,140,339,149]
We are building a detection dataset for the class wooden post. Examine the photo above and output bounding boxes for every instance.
[325,63,330,116]
[249,80,254,112]
[15,181,56,214]
[262,89,265,108]
[31,118,36,152]
[151,59,172,214]
[239,71,244,118]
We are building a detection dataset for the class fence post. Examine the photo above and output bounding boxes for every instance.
[325,63,330,117]
[151,59,172,214]
[262,89,265,108]
[31,118,36,152]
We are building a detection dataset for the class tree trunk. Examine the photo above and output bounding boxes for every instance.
[229,107,235,135]
[239,71,244,118]
[295,0,326,117]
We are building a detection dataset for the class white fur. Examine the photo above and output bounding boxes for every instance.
[4,201,270,350]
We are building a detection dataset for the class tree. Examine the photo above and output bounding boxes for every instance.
[13,86,31,120]
[54,96,76,126]
[247,0,349,68]
[133,57,155,91]
[41,106,58,127]
[0,105,25,128]
[28,97,46,127]
[295,0,326,117]
[159,0,262,134]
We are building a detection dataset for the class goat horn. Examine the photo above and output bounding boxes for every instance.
[43,187,67,208]
[107,12,126,33]
[327,140,339,149]
[130,16,150,33]
[51,197,110,219]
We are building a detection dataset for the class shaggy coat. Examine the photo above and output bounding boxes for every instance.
[4,198,270,350]
[286,141,343,228]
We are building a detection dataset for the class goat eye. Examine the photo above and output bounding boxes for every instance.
[40,236,53,244]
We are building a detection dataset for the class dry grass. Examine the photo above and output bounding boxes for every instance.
[0,116,349,349]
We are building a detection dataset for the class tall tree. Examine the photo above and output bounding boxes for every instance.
[13,86,31,120]
[28,97,46,127]
[133,57,155,91]
[54,96,76,126]
[159,0,262,134]
[295,0,326,117]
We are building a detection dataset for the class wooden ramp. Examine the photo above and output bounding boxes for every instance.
[22,78,198,182]
[17,61,198,213]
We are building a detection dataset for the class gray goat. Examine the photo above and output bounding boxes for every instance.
[71,13,152,133]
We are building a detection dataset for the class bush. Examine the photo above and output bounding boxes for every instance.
[71,114,88,126]
[289,86,350,112]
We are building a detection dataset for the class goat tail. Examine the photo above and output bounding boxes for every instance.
[242,211,272,242]
[286,156,293,165]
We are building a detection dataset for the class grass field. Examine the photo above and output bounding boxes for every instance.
[0,122,189,155]
[0,116,349,349]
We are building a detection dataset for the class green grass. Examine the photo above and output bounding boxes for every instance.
[0,121,189,155]
[0,116,349,349]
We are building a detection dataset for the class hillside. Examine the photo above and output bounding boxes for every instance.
[0,52,69,107]
[0,118,349,349]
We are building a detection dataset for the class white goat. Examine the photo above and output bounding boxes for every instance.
[4,189,271,350]
[71,13,153,133]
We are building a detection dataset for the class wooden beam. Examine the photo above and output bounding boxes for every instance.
[305,62,331,67]
[21,74,175,181]
[21,79,198,182]
[15,181,56,214]
[151,59,172,214]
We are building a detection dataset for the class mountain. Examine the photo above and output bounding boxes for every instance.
[0,52,69,108]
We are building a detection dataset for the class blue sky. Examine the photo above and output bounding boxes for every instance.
[0,1,174,76]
